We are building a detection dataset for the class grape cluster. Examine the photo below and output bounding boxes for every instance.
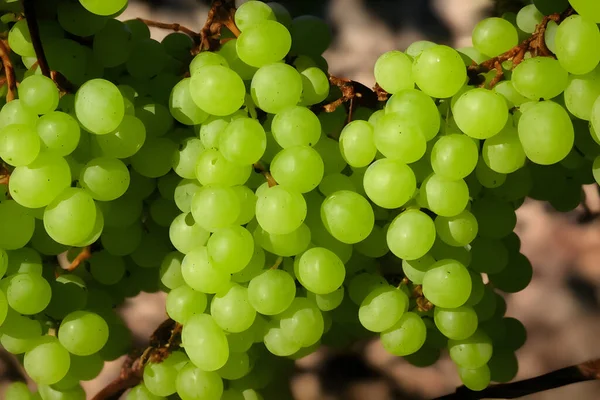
[0,0,599,398]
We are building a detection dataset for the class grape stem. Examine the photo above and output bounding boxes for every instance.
[0,39,15,102]
[137,18,200,41]
[253,161,278,187]
[194,0,239,54]
[63,246,92,272]
[434,358,600,399]
[21,0,51,78]
[270,256,283,270]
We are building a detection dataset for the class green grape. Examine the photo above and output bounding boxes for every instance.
[195,148,250,187]
[320,190,374,244]
[181,247,231,294]
[475,157,506,188]
[314,136,348,174]
[405,40,435,57]
[354,224,389,258]
[318,173,355,197]
[412,45,467,98]
[211,283,256,333]
[374,112,426,163]
[430,134,479,180]
[236,20,291,67]
[516,4,543,33]
[453,89,508,139]
[7,272,51,315]
[511,58,568,100]
[130,137,177,178]
[127,383,164,400]
[555,15,600,75]
[159,251,185,289]
[174,179,201,213]
[99,195,143,228]
[488,252,532,293]
[8,20,35,57]
[493,80,529,108]
[271,106,321,148]
[387,209,436,260]
[93,19,132,68]
[1,312,42,354]
[533,0,569,14]
[517,101,574,165]
[44,188,96,246]
[469,237,508,274]
[0,200,35,250]
[307,286,344,311]
[402,255,435,285]
[434,305,478,340]
[251,63,302,114]
[5,382,32,400]
[359,285,408,333]
[24,336,70,385]
[435,210,478,247]
[263,320,301,356]
[247,269,296,315]
[162,32,193,63]
[135,101,173,138]
[448,329,493,369]
[0,124,40,166]
[169,78,209,126]
[191,185,240,232]
[144,351,188,397]
[472,285,498,322]
[0,100,38,129]
[166,284,207,324]
[568,0,600,22]
[219,117,266,165]
[564,66,600,121]
[95,115,146,159]
[208,226,254,273]
[37,111,81,156]
[169,213,210,255]
[0,249,6,277]
[175,363,223,400]
[422,259,471,308]
[472,17,518,57]
[458,365,491,391]
[78,0,127,16]
[66,353,104,382]
[256,185,306,235]
[299,66,330,106]
[58,311,109,356]
[374,51,414,94]
[267,2,292,27]
[231,245,265,283]
[253,223,311,257]
[149,198,179,227]
[487,350,518,383]
[270,146,324,193]
[190,65,245,116]
[235,1,276,31]
[278,297,324,346]
[482,122,525,174]
[363,158,416,209]
[296,247,345,294]
[189,52,229,76]
[89,250,125,285]
[182,314,229,371]
[75,79,125,135]
[6,248,42,276]
[339,121,377,168]
[18,75,59,115]
[172,137,203,180]
[471,197,516,239]
[380,312,426,356]
[126,38,167,80]
[420,173,469,217]
[217,351,251,380]
[79,157,130,201]
[217,39,258,80]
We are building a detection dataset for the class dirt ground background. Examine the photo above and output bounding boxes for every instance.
[3,0,600,399]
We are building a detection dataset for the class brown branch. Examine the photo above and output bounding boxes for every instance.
[64,246,91,272]
[194,0,239,54]
[0,41,15,102]
[253,162,277,187]
[137,18,200,40]
[434,359,600,400]
[21,0,51,78]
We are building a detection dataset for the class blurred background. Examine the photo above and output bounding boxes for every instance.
[4,0,600,399]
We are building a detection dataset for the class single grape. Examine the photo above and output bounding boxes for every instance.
[387,209,436,260]
[472,17,518,57]
[374,50,414,94]
[422,259,472,308]
[412,45,467,98]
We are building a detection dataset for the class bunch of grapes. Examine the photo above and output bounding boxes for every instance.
[0,0,599,398]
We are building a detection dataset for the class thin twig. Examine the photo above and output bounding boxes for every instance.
[21,0,51,78]
[253,162,277,187]
[137,18,200,40]
[194,0,239,54]
[64,246,91,272]
[434,359,600,400]
[0,41,15,101]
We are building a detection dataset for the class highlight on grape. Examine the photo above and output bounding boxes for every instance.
[0,0,598,398]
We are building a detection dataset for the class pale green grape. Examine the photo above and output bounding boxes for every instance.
[44,188,96,246]
[232,245,266,283]
[359,285,408,333]
[211,283,256,333]
[314,136,348,174]
[176,363,223,400]
[173,137,204,180]
[170,78,209,126]
[320,190,374,244]
[80,157,130,201]
[219,117,266,165]
[169,213,210,255]
[182,314,229,371]
[555,15,600,75]
[422,259,472,308]
[233,185,257,225]
[374,112,426,163]
[435,210,478,247]
[270,146,324,193]
[568,0,600,22]
[195,148,251,187]
[564,66,600,120]
[191,185,241,232]
[24,336,70,385]
[308,286,344,311]
[512,57,568,100]
[318,173,356,197]
[278,297,324,346]
[380,312,426,356]
[217,351,251,380]
[159,251,185,289]
[75,79,125,135]
[402,255,435,285]
[90,250,125,285]
[190,65,245,116]
[475,157,506,188]
[4,382,32,400]
[8,20,35,58]
[58,311,109,356]
[517,101,574,165]
[472,17,518,57]
[6,248,42,276]
[387,209,436,260]
[354,224,389,258]
[95,115,146,159]
[37,111,81,156]
[406,40,436,57]
[256,185,306,235]
[453,88,508,139]
[199,117,228,149]
[217,39,258,80]
[174,179,201,213]
[144,352,188,397]
[271,106,321,148]
[299,66,330,106]
[434,305,478,340]
[135,101,173,138]
[412,45,467,98]
[235,1,276,31]
[247,269,296,315]
[1,312,42,354]
[236,21,291,67]
[430,134,479,180]
[448,329,493,369]
[363,159,415,209]
[458,365,491,391]
[181,247,231,294]
[374,51,414,94]
[127,383,164,400]
[18,75,60,115]
[251,63,302,114]
[420,173,469,217]
[482,122,526,173]
[493,81,529,108]
[253,223,311,257]
[339,121,377,168]
[296,247,345,294]
[516,4,543,34]
[0,124,40,166]
[0,200,35,250]
[0,100,38,129]
[208,226,254,273]
[166,284,207,324]
[79,0,127,16]
[93,19,132,68]
[263,320,301,356]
